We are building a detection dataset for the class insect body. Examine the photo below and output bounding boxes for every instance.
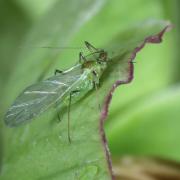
[4,42,108,133]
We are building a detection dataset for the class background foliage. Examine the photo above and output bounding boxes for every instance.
[0,0,179,179]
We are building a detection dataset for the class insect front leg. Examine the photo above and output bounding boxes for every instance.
[79,52,86,64]
[54,69,63,75]
[92,70,100,87]
[84,41,102,61]
[84,41,99,52]
[92,70,101,111]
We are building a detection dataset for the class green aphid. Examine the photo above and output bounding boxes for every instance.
[4,41,108,142]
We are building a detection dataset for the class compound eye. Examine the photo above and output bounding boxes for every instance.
[99,51,107,61]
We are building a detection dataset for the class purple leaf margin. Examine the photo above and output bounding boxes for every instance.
[99,24,172,180]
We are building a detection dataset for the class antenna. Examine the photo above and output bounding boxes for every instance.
[18,46,86,50]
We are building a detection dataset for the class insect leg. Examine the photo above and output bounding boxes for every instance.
[67,90,80,143]
[93,81,101,111]
[54,69,63,75]
[84,41,103,62]
[54,101,62,123]
[57,111,61,122]
[92,70,101,111]
[79,52,86,63]
[130,61,136,64]
[84,41,99,52]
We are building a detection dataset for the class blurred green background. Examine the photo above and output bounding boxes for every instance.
[0,0,180,178]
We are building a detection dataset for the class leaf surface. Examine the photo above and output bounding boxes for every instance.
[0,1,171,179]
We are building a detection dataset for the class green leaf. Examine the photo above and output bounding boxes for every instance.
[0,19,171,179]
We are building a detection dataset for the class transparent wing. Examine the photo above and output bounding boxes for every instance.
[5,64,83,127]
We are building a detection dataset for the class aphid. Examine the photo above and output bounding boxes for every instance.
[4,41,108,142]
